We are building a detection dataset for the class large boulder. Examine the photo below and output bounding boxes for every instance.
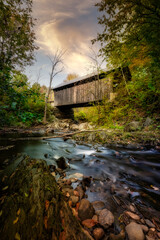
[124,121,142,132]
[78,199,95,221]
[79,123,92,131]
[126,222,145,240]
[0,157,90,240]
[56,156,68,169]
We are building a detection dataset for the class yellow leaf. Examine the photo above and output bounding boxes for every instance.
[24,193,28,197]
[17,209,21,216]
[13,217,19,224]
[15,232,21,240]
[0,210,2,216]
[2,186,8,191]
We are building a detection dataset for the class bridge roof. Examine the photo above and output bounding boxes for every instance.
[53,69,109,90]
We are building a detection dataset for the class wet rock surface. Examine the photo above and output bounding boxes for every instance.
[78,199,95,221]
[99,209,114,229]
[126,222,145,240]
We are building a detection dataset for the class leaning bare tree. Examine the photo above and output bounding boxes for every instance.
[43,49,65,123]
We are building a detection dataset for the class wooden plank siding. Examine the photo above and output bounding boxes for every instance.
[53,77,111,107]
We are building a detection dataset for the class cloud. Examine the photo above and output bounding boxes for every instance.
[27,0,102,86]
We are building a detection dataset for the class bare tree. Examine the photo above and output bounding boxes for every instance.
[87,47,105,124]
[36,67,42,83]
[43,49,65,123]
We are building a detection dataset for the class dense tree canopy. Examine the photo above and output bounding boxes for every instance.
[93,0,160,65]
[0,0,37,74]
[92,0,160,112]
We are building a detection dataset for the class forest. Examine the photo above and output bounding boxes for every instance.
[0,1,160,240]
[0,0,160,129]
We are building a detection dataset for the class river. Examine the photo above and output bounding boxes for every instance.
[1,136,160,216]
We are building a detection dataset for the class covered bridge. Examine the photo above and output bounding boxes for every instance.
[52,70,113,108]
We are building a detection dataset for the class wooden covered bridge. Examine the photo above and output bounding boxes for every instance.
[52,68,131,118]
[53,70,113,108]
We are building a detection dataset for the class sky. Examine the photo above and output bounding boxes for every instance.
[25,0,105,87]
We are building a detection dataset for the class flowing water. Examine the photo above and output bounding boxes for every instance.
[0,136,160,213]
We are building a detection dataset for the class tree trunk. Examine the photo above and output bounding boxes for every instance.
[43,96,48,123]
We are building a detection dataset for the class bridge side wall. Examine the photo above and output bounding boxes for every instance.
[54,77,112,107]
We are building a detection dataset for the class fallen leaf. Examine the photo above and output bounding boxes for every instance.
[66,192,70,198]
[151,185,159,191]
[51,172,55,177]
[0,195,6,204]
[17,209,21,216]
[24,193,28,197]
[13,217,19,224]
[0,210,2,216]
[10,172,15,179]
[73,190,79,197]
[68,200,72,207]
[61,218,65,227]
[59,231,66,240]
[2,186,8,191]
[71,208,79,219]
[15,232,21,240]
[44,216,48,229]
[76,202,80,211]
[82,219,97,228]
[2,176,7,182]
[45,200,50,211]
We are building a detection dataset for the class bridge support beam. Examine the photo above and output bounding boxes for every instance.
[53,107,74,119]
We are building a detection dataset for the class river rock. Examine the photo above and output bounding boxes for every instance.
[69,172,84,180]
[99,209,114,229]
[125,211,140,220]
[93,228,105,240]
[145,219,155,228]
[70,196,79,207]
[129,204,136,213]
[75,186,85,199]
[62,187,74,197]
[146,236,154,240]
[82,176,92,188]
[70,124,79,131]
[144,117,152,127]
[126,222,145,240]
[82,219,97,228]
[92,215,98,222]
[31,129,46,137]
[124,121,142,132]
[88,133,96,142]
[78,199,95,221]
[110,230,125,240]
[92,201,105,211]
[140,224,149,233]
[56,157,68,169]
[110,184,116,194]
[79,123,92,131]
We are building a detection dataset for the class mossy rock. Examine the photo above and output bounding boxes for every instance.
[0,157,89,240]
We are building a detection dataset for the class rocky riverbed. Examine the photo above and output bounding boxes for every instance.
[0,132,160,240]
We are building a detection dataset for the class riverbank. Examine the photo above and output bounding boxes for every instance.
[0,120,159,149]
